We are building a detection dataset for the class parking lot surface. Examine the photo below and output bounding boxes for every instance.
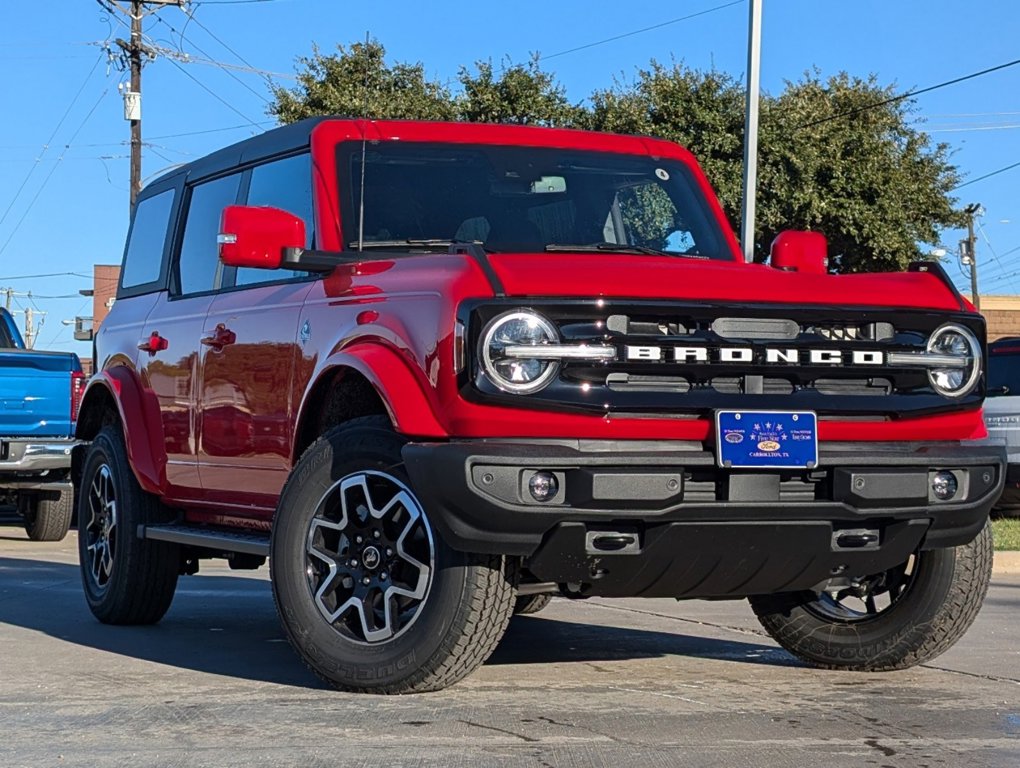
[1,518,1017,767]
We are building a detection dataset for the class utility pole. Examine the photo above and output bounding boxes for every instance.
[962,203,983,310]
[4,288,11,311]
[104,0,183,211]
[129,0,143,208]
[740,0,763,263]
[24,308,34,350]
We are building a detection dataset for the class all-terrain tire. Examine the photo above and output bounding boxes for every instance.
[513,593,553,616]
[271,416,518,694]
[749,521,993,671]
[78,425,180,625]
[21,491,73,542]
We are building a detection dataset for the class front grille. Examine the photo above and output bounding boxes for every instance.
[464,299,985,418]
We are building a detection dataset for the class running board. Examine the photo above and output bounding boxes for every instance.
[139,524,270,557]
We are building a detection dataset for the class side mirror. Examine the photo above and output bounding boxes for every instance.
[218,205,306,270]
[769,230,828,275]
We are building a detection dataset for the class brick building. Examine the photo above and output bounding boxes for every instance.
[75,265,120,375]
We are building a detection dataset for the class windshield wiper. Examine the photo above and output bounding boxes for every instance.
[347,238,492,252]
[544,242,685,258]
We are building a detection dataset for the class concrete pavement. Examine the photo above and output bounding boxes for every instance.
[0,523,1017,767]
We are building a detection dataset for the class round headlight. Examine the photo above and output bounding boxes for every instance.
[480,311,559,394]
[927,324,981,398]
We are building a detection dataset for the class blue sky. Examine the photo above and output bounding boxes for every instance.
[3,0,1020,353]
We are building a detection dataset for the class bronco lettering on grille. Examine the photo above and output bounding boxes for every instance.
[623,345,886,366]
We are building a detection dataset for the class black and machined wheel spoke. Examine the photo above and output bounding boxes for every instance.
[84,463,118,589]
[304,470,435,645]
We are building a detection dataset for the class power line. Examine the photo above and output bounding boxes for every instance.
[181,3,274,82]
[164,56,263,126]
[0,52,105,233]
[798,56,1020,130]
[0,87,111,260]
[146,120,273,139]
[150,11,271,104]
[541,0,744,61]
[953,160,1020,191]
[0,272,93,281]
[195,0,282,4]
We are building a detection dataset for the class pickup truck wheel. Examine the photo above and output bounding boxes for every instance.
[20,492,73,542]
[749,520,992,671]
[77,426,180,625]
[513,593,553,615]
[271,416,518,694]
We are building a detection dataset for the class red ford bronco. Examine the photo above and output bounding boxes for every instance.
[74,118,1002,693]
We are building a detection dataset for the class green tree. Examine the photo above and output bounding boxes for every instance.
[269,40,456,123]
[761,72,962,271]
[457,56,582,126]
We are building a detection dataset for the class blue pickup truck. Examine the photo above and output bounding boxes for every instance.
[1,307,83,541]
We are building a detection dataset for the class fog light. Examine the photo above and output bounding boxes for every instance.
[932,470,958,501]
[528,471,559,502]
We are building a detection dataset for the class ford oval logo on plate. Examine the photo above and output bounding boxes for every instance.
[716,410,818,469]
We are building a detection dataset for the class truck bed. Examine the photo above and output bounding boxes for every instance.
[0,349,82,437]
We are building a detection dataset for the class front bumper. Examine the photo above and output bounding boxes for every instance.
[402,439,1005,599]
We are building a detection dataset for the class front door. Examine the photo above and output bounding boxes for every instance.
[195,151,317,517]
[197,280,313,513]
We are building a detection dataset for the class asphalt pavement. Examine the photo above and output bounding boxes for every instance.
[0,515,1017,767]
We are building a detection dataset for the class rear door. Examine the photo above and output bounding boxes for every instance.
[197,153,316,514]
[138,171,243,499]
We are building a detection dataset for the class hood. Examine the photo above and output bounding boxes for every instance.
[485,253,965,311]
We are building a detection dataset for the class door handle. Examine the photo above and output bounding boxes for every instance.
[200,324,236,350]
[138,331,169,355]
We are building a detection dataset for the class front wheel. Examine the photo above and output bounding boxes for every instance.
[271,417,518,694]
[749,521,993,671]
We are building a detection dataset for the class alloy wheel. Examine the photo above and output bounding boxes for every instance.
[807,554,919,622]
[305,471,434,645]
[84,464,118,589]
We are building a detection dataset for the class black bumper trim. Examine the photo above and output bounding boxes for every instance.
[402,440,1005,558]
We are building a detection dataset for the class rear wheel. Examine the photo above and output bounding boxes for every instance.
[271,416,518,694]
[749,521,993,671]
[78,426,180,625]
[21,491,73,542]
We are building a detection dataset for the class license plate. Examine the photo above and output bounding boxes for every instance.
[716,410,818,469]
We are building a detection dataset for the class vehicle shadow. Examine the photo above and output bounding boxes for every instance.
[0,556,798,688]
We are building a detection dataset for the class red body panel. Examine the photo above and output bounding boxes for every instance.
[89,118,988,517]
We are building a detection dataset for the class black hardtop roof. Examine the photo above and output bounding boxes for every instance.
[144,116,330,192]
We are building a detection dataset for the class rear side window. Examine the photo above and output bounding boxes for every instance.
[177,174,242,295]
[988,344,1020,396]
[121,189,175,290]
[234,153,314,287]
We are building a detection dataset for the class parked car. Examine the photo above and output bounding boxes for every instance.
[984,336,1020,517]
[74,118,1003,693]
[1,307,83,540]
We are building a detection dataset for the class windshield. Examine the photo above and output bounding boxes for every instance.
[337,141,730,259]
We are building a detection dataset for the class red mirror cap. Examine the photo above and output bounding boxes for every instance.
[770,230,828,274]
[218,205,306,270]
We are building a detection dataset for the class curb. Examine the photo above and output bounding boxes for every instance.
[994,550,1020,575]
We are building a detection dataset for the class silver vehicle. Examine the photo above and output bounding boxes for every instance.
[985,337,1020,516]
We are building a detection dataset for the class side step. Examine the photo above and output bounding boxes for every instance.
[139,524,270,557]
